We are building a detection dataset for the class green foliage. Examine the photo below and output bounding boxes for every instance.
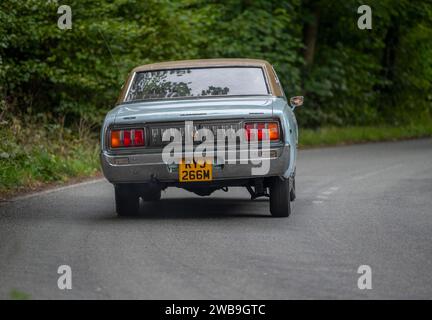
[300,0,432,127]
[0,0,205,126]
[197,0,303,94]
[0,111,99,195]
[299,118,432,147]
[9,289,31,300]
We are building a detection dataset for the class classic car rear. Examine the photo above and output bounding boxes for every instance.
[100,59,303,217]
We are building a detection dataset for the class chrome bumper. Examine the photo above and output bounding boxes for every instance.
[100,146,290,184]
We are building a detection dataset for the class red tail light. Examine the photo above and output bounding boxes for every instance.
[245,122,280,141]
[110,129,145,148]
[123,130,131,147]
[134,129,144,146]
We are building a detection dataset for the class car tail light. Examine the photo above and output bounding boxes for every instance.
[110,129,145,148]
[111,130,121,148]
[123,130,131,147]
[134,129,144,146]
[245,122,280,141]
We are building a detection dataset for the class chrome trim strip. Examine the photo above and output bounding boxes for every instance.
[124,72,136,102]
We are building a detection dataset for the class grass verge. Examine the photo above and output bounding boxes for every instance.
[9,289,31,300]
[0,118,100,199]
[299,122,432,148]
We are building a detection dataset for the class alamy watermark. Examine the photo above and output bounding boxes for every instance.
[357,5,372,30]
[55,3,72,30]
[53,4,371,34]
[57,265,72,290]
[161,121,273,176]
[357,265,372,290]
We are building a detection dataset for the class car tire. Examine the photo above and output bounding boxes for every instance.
[114,184,140,217]
[269,177,291,217]
[142,189,161,202]
[290,177,296,201]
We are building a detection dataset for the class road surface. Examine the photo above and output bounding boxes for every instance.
[1,139,431,299]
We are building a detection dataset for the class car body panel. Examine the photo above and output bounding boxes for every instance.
[115,97,274,124]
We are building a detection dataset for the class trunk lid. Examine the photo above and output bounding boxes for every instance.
[113,96,274,124]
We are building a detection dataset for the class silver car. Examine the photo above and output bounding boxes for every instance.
[100,59,303,217]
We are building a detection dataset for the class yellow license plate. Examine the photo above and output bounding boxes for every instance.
[179,161,213,182]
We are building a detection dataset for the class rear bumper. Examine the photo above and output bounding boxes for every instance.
[101,145,290,184]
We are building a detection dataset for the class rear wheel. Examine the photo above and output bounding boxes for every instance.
[269,177,291,217]
[142,189,161,202]
[114,184,140,217]
[290,177,296,201]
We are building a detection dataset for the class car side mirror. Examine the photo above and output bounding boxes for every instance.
[289,96,304,111]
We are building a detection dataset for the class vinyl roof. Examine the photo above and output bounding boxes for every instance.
[131,58,272,72]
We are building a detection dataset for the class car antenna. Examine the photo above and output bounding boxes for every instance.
[97,28,121,77]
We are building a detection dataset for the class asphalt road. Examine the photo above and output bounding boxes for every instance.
[1,139,431,299]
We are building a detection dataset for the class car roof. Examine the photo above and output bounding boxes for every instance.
[131,58,272,72]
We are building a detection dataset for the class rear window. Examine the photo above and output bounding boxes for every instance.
[125,67,269,101]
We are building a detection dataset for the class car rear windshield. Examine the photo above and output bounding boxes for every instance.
[125,67,269,101]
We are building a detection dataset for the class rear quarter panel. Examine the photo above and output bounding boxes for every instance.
[272,97,298,178]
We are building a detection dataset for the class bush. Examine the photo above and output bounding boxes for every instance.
[0,111,99,195]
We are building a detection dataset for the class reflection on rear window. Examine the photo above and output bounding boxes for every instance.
[125,67,269,101]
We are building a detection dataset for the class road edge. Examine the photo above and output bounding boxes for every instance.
[0,177,106,204]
